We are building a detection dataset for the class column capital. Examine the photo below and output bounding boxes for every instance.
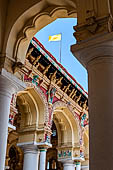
[71,32,113,68]
[0,68,26,97]
[18,144,38,154]
[37,141,52,149]
[74,0,113,43]
[39,147,47,152]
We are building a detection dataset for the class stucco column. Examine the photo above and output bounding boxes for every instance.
[71,33,113,170]
[63,161,75,170]
[87,56,113,170]
[76,162,81,170]
[0,69,25,170]
[22,145,39,170]
[39,148,47,170]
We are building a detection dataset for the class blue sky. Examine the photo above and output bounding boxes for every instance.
[35,18,88,92]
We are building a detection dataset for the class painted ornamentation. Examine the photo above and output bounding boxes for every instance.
[47,87,56,105]
[58,150,72,159]
[32,75,39,86]
[80,112,88,128]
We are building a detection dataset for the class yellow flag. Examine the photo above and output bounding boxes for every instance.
[49,34,61,41]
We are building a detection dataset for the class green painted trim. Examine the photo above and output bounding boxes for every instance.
[76,162,81,165]
[40,149,46,152]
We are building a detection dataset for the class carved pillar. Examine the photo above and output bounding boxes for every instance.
[22,145,39,170]
[39,148,47,170]
[72,31,113,169]
[0,69,25,170]
[71,1,113,170]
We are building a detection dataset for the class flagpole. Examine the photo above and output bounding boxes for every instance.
[49,33,62,63]
[59,33,62,63]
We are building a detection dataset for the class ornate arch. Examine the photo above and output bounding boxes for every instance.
[15,7,77,63]
[25,82,49,124]
[52,101,82,145]
[6,4,77,65]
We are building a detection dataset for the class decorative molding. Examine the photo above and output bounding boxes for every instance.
[71,32,113,68]
[58,149,72,159]
[14,7,76,64]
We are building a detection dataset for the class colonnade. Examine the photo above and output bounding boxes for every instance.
[0,68,88,170]
[21,144,47,170]
[20,144,83,170]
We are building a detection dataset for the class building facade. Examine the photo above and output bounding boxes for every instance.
[6,38,89,170]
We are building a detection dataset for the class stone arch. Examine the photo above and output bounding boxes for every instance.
[17,91,38,129]
[52,101,82,146]
[17,83,49,130]
[25,82,49,124]
[5,1,77,66]
[53,111,73,146]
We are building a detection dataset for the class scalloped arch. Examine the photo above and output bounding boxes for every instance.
[6,6,77,65]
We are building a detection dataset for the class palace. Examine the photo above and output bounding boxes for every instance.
[6,37,89,170]
[1,0,113,170]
